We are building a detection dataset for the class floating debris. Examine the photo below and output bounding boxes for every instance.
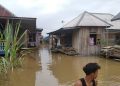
[51,47,78,56]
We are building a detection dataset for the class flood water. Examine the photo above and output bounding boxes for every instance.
[1,46,120,86]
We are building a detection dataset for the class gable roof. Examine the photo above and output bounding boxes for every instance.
[92,13,114,24]
[0,4,15,17]
[63,11,112,28]
[111,12,120,21]
[97,12,120,30]
[107,20,120,30]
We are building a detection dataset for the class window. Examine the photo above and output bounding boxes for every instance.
[29,33,36,42]
[89,33,97,45]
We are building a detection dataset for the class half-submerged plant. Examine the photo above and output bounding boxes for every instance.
[0,20,27,74]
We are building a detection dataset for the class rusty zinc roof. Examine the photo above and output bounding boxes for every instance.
[0,4,15,17]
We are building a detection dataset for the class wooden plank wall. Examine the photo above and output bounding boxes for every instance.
[107,33,116,45]
[72,27,106,56]
[72,29,79,51]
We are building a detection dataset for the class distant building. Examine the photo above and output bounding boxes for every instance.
[35,28,43,47]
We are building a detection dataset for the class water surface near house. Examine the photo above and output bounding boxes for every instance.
[1,46,120,86]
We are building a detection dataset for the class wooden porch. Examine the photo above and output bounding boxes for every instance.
[0,40,5,56]
[0,16,37,48]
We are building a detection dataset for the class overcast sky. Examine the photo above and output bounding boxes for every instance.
[0,0,120,36]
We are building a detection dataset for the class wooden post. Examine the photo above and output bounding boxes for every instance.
[25,30,28,48]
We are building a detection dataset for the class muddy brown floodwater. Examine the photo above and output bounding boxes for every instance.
[1,46,120,86]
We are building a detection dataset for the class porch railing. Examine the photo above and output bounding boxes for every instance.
[0,40,5,56]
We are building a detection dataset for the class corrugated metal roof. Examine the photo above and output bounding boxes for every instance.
[36,28,43,32]
[107,20,120,29]
[92,13,118,30]
[111,12,120,21]
[47,28,74,35]
[63,11,112,28]
[0,4,15,17]
[62,13,83,27]
[0,16,36,20]
[48,11,120,34]
[92,13,120,30]
[0,16,36,31]
[92,13,114,24]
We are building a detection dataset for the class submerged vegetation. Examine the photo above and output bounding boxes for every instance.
[0,21,26,74]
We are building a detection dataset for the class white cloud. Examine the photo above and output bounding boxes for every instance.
[7,0,69,15]
[0,0,120,36]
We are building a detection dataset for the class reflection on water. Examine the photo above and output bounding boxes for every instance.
[37,47,120,86]
[35,47,59,86]
[7,50,40,86]
[0,47,120,86]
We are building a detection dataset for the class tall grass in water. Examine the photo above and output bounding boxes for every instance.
[0,21,26,74]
